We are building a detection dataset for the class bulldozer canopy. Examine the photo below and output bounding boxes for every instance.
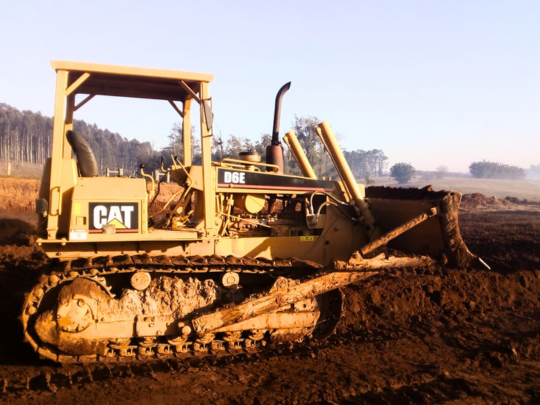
[51,60,214,102]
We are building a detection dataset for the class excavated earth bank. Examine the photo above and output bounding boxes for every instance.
[0,196,539,404]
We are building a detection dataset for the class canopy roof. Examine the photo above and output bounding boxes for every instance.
[51,61,214,102]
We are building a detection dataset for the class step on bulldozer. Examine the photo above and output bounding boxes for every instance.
[21,61,480,363]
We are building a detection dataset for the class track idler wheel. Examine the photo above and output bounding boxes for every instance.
[34,278,112,356]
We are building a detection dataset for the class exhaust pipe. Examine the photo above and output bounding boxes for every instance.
[266,82,291,173]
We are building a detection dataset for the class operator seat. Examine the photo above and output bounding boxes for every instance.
[66,130,99,177]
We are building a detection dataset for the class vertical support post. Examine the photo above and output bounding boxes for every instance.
[183,99,192,166]
[316,121,376,229]
[63,93,75,159]
[46,70,68,239]
[200,82,216,237]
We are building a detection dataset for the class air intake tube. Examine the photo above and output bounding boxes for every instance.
[266,82,291,173]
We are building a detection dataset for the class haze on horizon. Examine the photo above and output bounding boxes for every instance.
[1,1,538,173]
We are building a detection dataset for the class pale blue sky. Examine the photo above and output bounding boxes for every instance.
[1,0,539,172]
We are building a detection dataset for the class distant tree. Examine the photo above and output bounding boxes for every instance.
[167,123,200,164]
[223,134,246,158]
[469,161,525,180]
[287,116,388,180]
[211,131,225,161]
[167,122,184,158]
[344,149,388,179]
[435,165,448,179]
[364,175,375,186]
[210,132,270,162]
[390,163,416,184]
[289,116,335,178]
[253,134,271,162]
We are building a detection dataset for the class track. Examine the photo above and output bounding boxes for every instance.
[20,253,337,364]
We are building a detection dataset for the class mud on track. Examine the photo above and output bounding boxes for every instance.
[0,200,540,404]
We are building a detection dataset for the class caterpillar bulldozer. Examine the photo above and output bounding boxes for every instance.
[21,61,480,364]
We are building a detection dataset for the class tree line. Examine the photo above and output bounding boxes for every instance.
[469,161,526,180]
[0,103,53,165]
[389,160,532,184]
[4,103,539,184]
[1,103,389,180]
[168,115,389,180]
[0,103,159,175]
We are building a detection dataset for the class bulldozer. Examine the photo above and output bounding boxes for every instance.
[21,61,479,363]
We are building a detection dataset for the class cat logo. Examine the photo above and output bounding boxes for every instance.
[89,202,138,233]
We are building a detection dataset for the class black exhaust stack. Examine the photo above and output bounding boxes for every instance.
[266,82,291,173]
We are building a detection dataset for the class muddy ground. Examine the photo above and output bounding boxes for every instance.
[0,196,539,404]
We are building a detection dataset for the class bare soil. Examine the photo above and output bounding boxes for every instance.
[0,177,41,213]
[0,195,539,404]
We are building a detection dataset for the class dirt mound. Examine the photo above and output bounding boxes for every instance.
[0,218,37,245]
[0,218,47,275]
[461,192,490,206]
[0,178,40,213]
[504,195,540,205]
[460,193,540,215]
[460,192,514,207]
[340,269,540,335]
[461,192,540,210]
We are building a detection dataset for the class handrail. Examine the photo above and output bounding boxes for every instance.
[50,186,62,216]
[139,165,155,200]
[218,158,280,172]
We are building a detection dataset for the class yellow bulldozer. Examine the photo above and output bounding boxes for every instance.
[21,61,480,363]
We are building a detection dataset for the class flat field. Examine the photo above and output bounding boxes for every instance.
[0,160,43,178]
[375,176,540,202]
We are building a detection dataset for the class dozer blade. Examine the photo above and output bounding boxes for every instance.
[315,122,478,269]
[365,185,478,268]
